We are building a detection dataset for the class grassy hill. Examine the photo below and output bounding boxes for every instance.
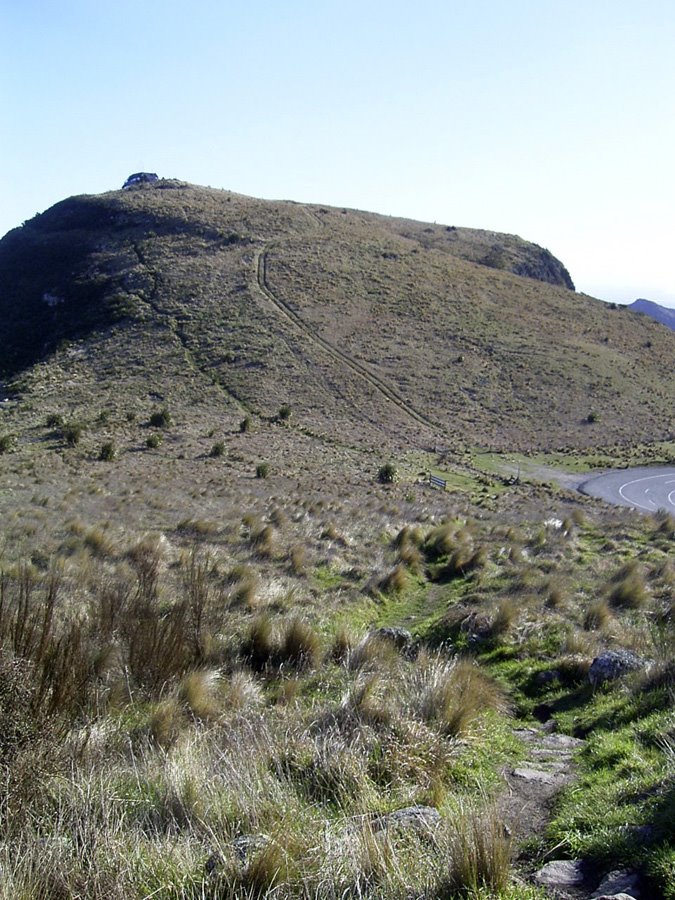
[1,180,673,455]
[0,181,673,898]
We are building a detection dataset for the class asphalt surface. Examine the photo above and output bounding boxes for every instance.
[580,466,675,513]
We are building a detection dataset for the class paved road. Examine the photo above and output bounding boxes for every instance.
[580,466,675,513]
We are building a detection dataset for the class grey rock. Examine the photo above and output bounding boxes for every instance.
[592,894,637,900]
[231,834,270,861]
[589,650,647,688]
[534,859,586,886]
[540,732,584,750]
[512,767,557,784]
[372,626,413,650]
[591,869,641,898]
[372,805,441,833]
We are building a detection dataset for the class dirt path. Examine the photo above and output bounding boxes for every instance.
[500,726,587,898]
[252,247,441,434]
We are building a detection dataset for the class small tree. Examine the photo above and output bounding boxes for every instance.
[377,463,398,484]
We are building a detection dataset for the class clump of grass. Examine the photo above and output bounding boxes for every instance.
[279,618,321,670]
[441,803,512,894]
[177,669,221,720]
[289,545,307,575]
[251,524,276,559]
[609,571,648,609]
[256,462,269,479]
[209,441,226,458]
[45,413,64,428]
[377,564,408,595]
[415,657,507,737]
[98,441,116,461]
[277,404,292,422]
[0,434,15,454]
[146,433,162,449]
[62,423,82,447]
[422,523,460,561]
[243,614,277,671]
[239,416,252,433]
[149,406,172,428]
[330,624,356,662]
[584,598,612,630]
[489,598,518,638]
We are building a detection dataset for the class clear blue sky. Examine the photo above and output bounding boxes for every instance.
[3,0,674,306]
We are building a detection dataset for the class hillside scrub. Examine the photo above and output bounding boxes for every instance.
[0,492,670,896]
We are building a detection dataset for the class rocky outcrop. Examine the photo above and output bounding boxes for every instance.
[588,650,647,688]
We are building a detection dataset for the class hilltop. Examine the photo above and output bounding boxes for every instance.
[1,179,673,458]
[628,297,675,331]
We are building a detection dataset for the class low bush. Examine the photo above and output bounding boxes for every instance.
[377,462,398,484]
[98,441,116,461]
[149,406,172,428]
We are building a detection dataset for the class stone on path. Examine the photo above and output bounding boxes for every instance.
[591,868,641,898]
[534,859,586,887]
[512,767,557,785]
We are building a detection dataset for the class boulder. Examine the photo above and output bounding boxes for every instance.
[372,626,413,651]
[534,859,586,887]
[591,868,641,898]
[588,650,647,688]
[372,805,441,833]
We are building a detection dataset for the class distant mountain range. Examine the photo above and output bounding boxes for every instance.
[627,298,675,331]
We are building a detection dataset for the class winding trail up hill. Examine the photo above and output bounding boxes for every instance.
[1,179,674,451]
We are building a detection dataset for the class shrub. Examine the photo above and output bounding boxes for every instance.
[0,434,14,454]
[98,441,116,461]
[62,423,82,447]
[149,406,172,428]
[278,404,292,422]
[586,411,599,424]
[45,413,64,428]
[240,416,252,433]
[377,462,398,484]
[256,462,270,479]
[209,441,226,458]
[146,433,162,449]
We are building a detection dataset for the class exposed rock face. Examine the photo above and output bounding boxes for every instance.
[589,650,647,688]
[510,246,575,289]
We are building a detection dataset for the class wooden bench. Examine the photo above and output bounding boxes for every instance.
[429,474,447,490]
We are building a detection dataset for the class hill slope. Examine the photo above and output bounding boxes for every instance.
[1,180,673,452]
[628,297,675,331]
